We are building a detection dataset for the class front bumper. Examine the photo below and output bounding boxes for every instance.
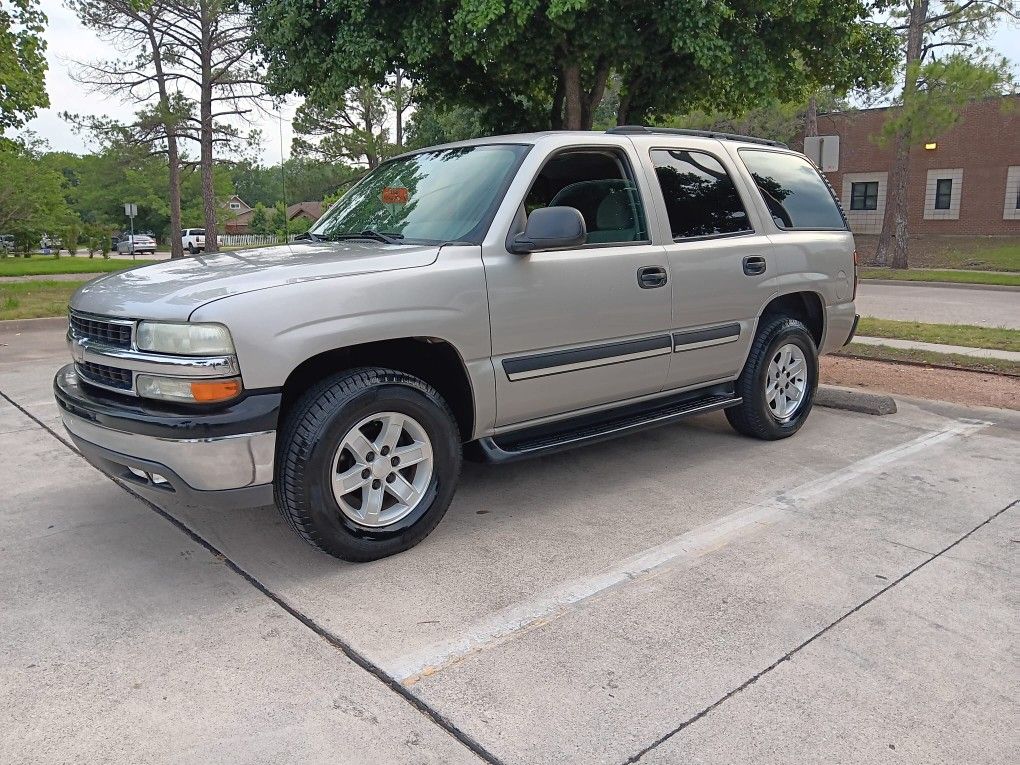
[54,365,278,508]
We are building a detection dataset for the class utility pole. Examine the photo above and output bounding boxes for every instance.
[124,203,137,259]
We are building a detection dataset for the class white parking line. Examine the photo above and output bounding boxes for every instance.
[387,419,990,686]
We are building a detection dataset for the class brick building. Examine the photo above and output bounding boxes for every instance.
[797,95,1020,237]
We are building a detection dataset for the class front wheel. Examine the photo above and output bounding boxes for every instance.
[726,316,818,440]
[275,368,462,562]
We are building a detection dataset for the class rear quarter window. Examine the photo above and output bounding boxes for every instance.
[738,149,846,231]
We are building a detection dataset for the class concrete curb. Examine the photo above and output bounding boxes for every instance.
[815,385,897,416]
[0,316,67,335]
[862,278,1019,292]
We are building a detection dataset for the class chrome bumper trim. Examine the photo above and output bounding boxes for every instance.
[61,410,275,491]
[67,332,239,377]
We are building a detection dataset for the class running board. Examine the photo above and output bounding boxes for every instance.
[475,392,741,463]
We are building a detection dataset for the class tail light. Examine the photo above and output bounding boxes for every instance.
[852,249,859,300]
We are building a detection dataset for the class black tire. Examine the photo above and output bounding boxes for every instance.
[187,244,197,255]
[726,316,818,440]
[275,367,462,562]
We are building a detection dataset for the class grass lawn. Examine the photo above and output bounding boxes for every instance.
[0,256,159,277]
[941,241,1020,271]
[854,235,1020,272]
[860,268,1020,287]
[0,281,79,320]
[857,318,1020,353]
[837,343,1019,376]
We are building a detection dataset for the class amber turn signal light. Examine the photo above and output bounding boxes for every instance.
[190,378,242,402]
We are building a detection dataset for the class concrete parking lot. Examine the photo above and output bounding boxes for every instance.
[1,323,1017,765]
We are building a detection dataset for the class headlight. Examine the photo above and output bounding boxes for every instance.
[136,375,242,403]
[136,321,234,355]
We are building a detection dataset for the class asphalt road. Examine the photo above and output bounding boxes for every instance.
[1,324,1018,765]
[855,282,1020,328]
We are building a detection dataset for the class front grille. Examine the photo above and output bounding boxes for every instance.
[69,311,132,348]
[76,361,133,391]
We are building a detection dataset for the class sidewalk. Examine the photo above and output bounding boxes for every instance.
[0,273,96,283]
[853,335,1020,363]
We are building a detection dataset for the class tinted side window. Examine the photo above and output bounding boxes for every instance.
[739,150,846,230]
[650,149,752,239]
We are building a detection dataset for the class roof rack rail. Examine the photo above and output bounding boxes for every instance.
[607,125,787,148]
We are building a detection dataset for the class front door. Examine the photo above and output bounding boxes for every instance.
[483,146,672,427]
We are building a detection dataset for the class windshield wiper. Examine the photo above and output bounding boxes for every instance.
[329,229,405,244]
[293,231,325,242]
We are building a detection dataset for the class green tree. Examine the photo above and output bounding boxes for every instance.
[250,202,270,235]
[405,100,488,148]
[270,201,288,237]
[250,0,896,132]
[875,1,1016,269]
[67,0,266,254]
[292,84,394,169]
[663,90,851,146]
[0,0,49,134]
[0,139,70,254]
[232,158,360,207]
[64,218,81,256]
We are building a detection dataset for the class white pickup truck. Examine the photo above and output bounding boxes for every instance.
[181,228,206,255]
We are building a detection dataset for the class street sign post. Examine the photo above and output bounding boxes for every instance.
[124,203,137,259]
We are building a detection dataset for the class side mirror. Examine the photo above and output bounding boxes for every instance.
[510,206,586,254]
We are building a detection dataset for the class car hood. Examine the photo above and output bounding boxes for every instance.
[71,240,442,320]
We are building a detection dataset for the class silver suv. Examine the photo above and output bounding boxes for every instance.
[55,128,859,561]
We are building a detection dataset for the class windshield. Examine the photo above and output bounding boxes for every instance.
[310,144,529,244]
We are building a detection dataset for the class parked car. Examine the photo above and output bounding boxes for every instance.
[40,234,63,251]
[56,128,858,562]
[182,228,206,255]
[0,234,13,253]
[113,232,157,256]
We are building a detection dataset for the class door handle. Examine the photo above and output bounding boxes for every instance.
[638,266,668,289]
[742,256,767,276]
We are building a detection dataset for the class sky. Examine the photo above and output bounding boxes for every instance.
[20,1,1020,165]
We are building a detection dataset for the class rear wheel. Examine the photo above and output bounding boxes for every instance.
[726,316,818,440]
[275,367,462,562]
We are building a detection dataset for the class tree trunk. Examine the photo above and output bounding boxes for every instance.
[805,96,818,137]
[394,70,404,148]
[167,140,184,259]
[364,96,380,169]
[617,90,632,126]
[877,138,911,267]
[550,75,565,130]
[199,1,218,253]
[562,62,583,130]
[580,57,610,130]
[876,0,927,270]
[147,21,184,259]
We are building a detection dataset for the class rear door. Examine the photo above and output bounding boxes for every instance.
[637,142,776,389]
[483,143,672,427]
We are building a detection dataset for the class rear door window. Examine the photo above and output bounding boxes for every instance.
[650,149,753,239]
[739,149,846,230]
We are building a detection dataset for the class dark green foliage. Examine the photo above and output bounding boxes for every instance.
[249,0,898,132]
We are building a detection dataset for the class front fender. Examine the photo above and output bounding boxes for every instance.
[188,244,495,430]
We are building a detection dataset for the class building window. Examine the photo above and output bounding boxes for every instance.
[229,201,241,210]
[1015,186,1020,210]
[934,179,953,210]
[849,181,879,211]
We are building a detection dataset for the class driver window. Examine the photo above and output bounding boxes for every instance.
[523,149,649,245]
